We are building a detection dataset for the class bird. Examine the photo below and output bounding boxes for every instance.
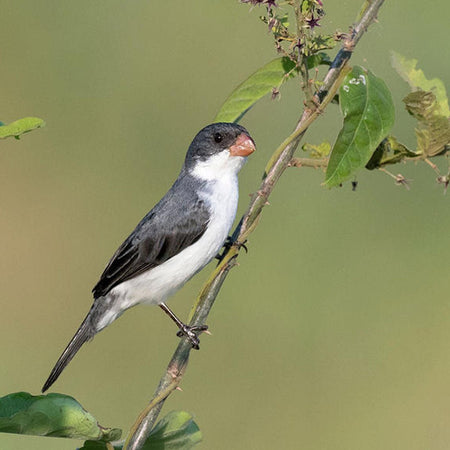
[42,122,256,392]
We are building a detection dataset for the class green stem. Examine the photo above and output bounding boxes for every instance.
[289,157,328,169]
[293,0,314,105]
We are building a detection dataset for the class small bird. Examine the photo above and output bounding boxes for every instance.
[42,122,255,392]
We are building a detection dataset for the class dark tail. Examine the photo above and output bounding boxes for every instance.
[42,313,95,392]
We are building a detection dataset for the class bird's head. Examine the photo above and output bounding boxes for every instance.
[185,122,256,181]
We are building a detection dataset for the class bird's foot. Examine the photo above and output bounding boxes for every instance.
[176,324,209,350]
[235,239,248,253]
[215,236,248,262]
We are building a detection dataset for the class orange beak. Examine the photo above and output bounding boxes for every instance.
[229,133,256,157]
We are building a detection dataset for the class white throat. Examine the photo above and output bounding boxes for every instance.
[190,150,247,182]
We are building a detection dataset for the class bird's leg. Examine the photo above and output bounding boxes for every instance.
[159,303,208,350]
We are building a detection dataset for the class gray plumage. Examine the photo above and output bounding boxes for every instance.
[42,122,254,392]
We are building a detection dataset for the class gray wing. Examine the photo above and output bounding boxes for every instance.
[92,184,210,299]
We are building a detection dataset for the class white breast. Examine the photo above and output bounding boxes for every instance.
[129,174,238,305]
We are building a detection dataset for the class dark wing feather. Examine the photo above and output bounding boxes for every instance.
[92,185,210,299]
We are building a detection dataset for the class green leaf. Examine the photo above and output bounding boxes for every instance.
[144,410,202,449]
[306,52,331,70]
[214,57,296,123]
[390,53,449,158]
[0,117,45,139]
[365,136,418,170]
[302,141,331,158]
[403,90,450,157]
[325,66,395,187]
[278,13,289,28]
[80,411,201,450]
[391,51,449,117]
[79,441,121,450]
[308,34,337,54]
[0,392,121,441]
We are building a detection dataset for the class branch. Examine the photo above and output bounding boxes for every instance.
[124,1,386,448]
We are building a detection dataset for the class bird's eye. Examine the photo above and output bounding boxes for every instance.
[214,132,223,143]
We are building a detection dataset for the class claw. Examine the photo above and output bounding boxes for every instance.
[237,240,248,253]
[176,324,208,349]
[216,237,248,263]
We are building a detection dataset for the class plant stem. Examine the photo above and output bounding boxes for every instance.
[124,1,386,448]
[293,0,314,105]
[289,157,328,169]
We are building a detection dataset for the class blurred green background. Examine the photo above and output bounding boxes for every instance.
[1,1,449,449]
